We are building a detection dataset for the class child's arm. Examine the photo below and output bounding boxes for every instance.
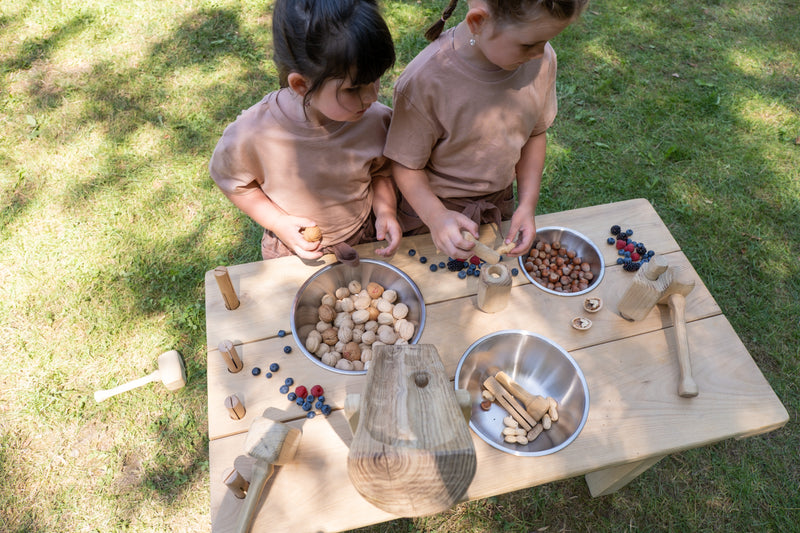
[371,175,402,257]
[506,131,547,255]
[223,188,324,260]
[392,161,479,259]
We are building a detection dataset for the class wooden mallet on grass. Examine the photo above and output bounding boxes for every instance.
[234,417,302,533]
[94,350,186,402]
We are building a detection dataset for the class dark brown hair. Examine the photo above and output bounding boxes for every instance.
[425,0,589,41]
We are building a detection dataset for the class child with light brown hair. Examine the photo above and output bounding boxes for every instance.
[384,0,588,260]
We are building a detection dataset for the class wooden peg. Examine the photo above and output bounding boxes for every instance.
[214,266,240,310]
[477,263,512,313]
[225,394,246,420]
[222,466,249,499]
[218,340,243,373]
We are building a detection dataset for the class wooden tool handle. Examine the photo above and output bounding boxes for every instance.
[667,293,698,398]
[94,370,160,402]
[461,232,501,264]
[495,371,549,420]
[233,460,275,533]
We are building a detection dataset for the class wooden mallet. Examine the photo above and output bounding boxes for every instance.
[94,350,186,402]
[234,417,302,533]
[658,272,698,398]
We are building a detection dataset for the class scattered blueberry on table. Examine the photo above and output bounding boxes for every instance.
[419,256,427,264]
[283,345,292,354]
[251,367,261,376]
[279,385,289,394]
[265,372,272,379]
[408,249,416,256]
[284,377,294,386]
[269,362,279,372]
[278,329,287,337]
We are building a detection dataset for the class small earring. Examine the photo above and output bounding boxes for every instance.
[469,36,476,46]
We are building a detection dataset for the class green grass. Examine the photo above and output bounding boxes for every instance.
[1,0,798,531]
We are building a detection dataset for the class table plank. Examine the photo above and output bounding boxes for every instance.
[209,314,788,533]
[204,198,681,350]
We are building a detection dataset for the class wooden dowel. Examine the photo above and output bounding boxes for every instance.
[218,340,243,373]
[214,266,240,310]
[224,394,246,420]
[222,466,249,499]
[477,263,512,313]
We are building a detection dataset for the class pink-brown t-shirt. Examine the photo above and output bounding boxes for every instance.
[209,89,392,246]
[384,27,558,199]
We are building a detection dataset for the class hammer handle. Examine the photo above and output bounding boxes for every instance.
[94,370,160,402]
[234,461,275,533]
[667,293,699,398]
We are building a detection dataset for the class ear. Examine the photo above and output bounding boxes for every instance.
[287,72,311,97]
[465,6,490,36]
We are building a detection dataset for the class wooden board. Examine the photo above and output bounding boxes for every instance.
[209,314,788,533]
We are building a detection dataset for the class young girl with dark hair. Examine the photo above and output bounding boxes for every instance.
[210,0,399,263]
[384,0,588,260]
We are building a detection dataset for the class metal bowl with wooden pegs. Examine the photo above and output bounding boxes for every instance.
[290,259,426,375]
[519,226,605,296]
[455,330,590,456]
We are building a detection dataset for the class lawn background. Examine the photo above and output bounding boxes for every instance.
[1,0,798,531]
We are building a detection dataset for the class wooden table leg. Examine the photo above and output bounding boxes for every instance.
[585,455,665,497]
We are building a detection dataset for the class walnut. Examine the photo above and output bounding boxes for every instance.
[377,312,394,326]
[335,358,355,371]
[352,309,370,325]
[335,287,350,299]
[320,293,335,307]
[354,294,371,310]
[338,325,353,343]
[376,299,393,313]
[367,307,380,321]
[305,330,322,353]
[395,319,415,341]
[318,304,335,323]
[382,289,398,303]
[348,280,362,294]
[343,341,361,361]
[339,297,355,313]
[351,360,365,371]
[302,225,322,242]
[392,302,409,320]
[322,327,338,345]
[366,282,384,299]
[321,351,340,367]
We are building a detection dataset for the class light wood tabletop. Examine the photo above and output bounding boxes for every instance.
[204,198,788,533]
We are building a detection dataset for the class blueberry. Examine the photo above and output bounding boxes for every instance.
[269,363,279,372]
[438,262,446,269]
[647,250,655,257]
[302,402,312,411]
[321,405,332,416]
[617,257,625,264]
[306,411,316,419]
[265,372,273,379]
[419,256,427,264]
[408,249,416,256]
[279,385,289,394]
[317,395,325,402]
[251,367,261,376]
[307,394,315,403]
[607,237,616,245]
[296,397,304,405]
[511,268,519,276]
[458,271,467,279]
[287,392,297,401]
[285,377,294,386]
[473,269,480,276]
[278,329,287,337]
[283,345,292,354]
[625,228,633,236]
[429,264,438,272]
[315,400,324,409]
[618,249,626,256]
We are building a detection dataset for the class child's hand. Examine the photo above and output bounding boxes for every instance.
[273,216,324,260]
[504,209,537,256]
[374,214,402,257]
[428,209,479,260]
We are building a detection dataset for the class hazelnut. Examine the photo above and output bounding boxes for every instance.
[302,225,322,242]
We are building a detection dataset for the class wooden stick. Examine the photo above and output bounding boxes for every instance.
[483,376,535,431]
[219,340,243,373]
[222,467,249,499]
[214,266,240,310]
[225,394,246,420]
[494,371,550,421]
[462,232,502,264]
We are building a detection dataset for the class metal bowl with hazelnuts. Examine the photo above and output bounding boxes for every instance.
[290,259,426,375]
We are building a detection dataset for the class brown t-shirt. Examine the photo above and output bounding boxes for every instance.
[209,89,393,246]
[384,27,558,199]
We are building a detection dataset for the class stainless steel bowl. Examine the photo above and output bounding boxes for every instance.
[518,226,605,296]
[290,259,426,375]
[455,330,589,456]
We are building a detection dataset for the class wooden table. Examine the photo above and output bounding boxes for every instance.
[204,199,788,533]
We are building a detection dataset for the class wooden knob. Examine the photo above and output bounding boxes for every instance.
[218,340,243,373]
[214,266,240,310]
[222,466,249,499]
[224,394,246,420]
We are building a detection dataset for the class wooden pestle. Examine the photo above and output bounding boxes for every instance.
[495,371,550,421]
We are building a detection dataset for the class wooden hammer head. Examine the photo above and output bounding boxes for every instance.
[157,350,187,391]
[657,269,695,305]
[244,417,302,465]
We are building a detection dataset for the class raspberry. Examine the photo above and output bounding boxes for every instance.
[469,255,481,265]
[616,239,627,250]
[631,252,641,261]
[310,385,324,397]
[295,385,308,399]
[624,243,635,253]
[610,225,621,235]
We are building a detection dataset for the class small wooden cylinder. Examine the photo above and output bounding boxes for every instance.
[214,266,240,310]
[477,263,512,313]
[224,394,246,420]
[222,466,249,499]
[218,340,243,373]
[617,256,671,321]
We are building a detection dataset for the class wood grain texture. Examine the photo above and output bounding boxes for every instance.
[347,345,476,517]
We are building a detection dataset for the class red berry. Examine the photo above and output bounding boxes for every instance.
[615,239,626,250]
[631,252,641,261]
[310,385,324,397]
[469,255,481,265]
[624,243,635,252]
[295,385,308,399]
